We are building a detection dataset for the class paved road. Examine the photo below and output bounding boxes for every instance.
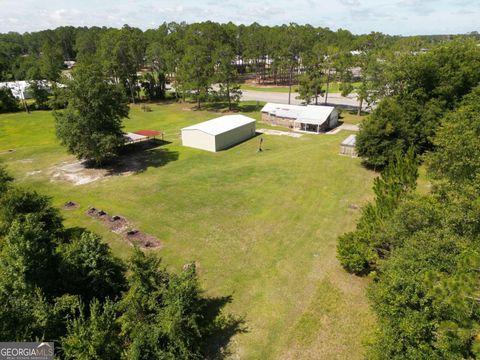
[241,90,367,110]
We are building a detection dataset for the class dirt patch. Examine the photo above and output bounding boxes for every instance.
[0,149,15,155]
[50,161,107,185]
[257,128,303,138]
[86,207,161,249]
[63,201,80,210]
[49,140,177,186]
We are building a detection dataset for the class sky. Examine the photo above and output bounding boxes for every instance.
[0,0,479,36]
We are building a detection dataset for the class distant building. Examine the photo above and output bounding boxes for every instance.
[260,102,339,133]
[0,80,57,100]
[181,115,256,152]
[340,134,357,157]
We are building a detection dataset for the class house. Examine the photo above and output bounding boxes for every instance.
[261,103,339,133]
[181,115,256,152]
[340,134,357,157]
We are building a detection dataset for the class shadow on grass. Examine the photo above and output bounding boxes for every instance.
[199,102,262,114]
[201,295,248,359]
[85,139,179,175]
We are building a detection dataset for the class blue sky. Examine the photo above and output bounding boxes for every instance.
[1,0,479,35]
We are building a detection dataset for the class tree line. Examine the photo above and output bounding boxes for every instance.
[337,40,480,358]
[1,22,472,113]
[0,167,242,359]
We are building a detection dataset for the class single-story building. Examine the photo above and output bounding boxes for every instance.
[340,134,357,157]
[181,115,256,152]
[261,103,338,133]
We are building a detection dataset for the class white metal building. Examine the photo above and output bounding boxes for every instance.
[261,102,339,133]
[181,115,256,152]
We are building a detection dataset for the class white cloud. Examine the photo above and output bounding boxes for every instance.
[0,0,478,35]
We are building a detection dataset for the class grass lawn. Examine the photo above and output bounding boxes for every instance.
[0,101,376,359]
[240,81,361,95]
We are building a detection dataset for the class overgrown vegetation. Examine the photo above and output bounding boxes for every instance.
[338,83,480,358]
[0,167,239,359]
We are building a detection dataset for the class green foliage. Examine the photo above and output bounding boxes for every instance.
[0,187,63,237]
[357,38,480,168]
[57,231,126,302]
[337,148,418,274]
[28,81,50,110]
[61,299,122,360]
[427,85,480,188]
[119,249,205,359]
[349,84,480,358]
[0,165,13,195]
[0,87,19,113]
[54,62,129,164]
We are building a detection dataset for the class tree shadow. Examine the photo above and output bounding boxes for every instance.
[200,102,262,114]
[201,295,248,359]
[84,140,179,175]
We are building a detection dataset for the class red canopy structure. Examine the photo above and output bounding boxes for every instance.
[134,130,162,138]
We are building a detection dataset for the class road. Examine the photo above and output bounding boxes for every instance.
[241,89,367,110]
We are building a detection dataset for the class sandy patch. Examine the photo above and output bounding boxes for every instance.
[257,129,303,138]
[50,161,107,185]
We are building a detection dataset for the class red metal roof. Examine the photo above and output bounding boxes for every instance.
[133,130,162,137]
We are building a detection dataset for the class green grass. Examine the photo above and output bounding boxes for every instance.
[0,101,376,359]
[240,82,361,94]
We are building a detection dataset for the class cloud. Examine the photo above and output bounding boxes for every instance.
[0,0,478,35]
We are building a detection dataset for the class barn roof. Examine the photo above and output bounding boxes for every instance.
[181,115,256,136]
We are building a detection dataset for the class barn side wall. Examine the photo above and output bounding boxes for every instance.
[215,122,256,151]
[181,129,216,152]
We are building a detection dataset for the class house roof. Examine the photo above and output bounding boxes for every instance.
[261,102,336,126]
[296,105,336,125]
[341,134,356,147]
[181,115,256,136]
[260,103,304,119]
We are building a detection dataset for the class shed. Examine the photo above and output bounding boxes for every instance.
[181,115,256,152]
[340,134,357,157]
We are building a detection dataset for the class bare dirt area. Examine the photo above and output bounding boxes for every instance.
[257,128,303,138]
[86,207,161,249]
[49,140,178,186]
[63,201,80,210]
[50,161,106,185]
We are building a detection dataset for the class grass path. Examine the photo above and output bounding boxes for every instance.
[0,102,375,359]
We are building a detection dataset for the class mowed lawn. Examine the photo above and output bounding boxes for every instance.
[240,81,361,94]
[0,102,376,359]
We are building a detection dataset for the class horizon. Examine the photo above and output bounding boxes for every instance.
[1,0,479,36]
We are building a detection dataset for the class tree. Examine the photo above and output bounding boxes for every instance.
[0,87,19,113]
[39,40,64,81]
[57,231,126,302]
[298,43,326,105]
[29,81,50,110]
[337,148,418,274]
[119,249,205,359]
[355,97,413,169]
[0,165,13,194]
[61,299,122,360]
[214,43,242,110]
[177,23,216,109]
[54,62,129,164]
